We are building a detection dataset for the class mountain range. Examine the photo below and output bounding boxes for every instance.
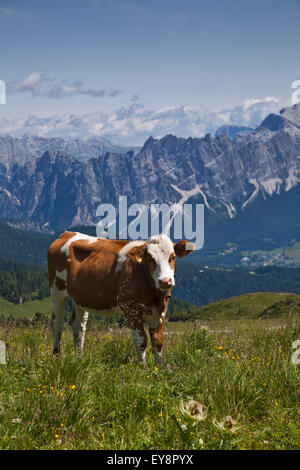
[0,134,138,174]
[0,103,300,264]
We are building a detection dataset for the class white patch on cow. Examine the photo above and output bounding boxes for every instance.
[60,232,98,257]
[132,329,147,364]
[71,305,89,351]
[56,269,67,281]
[147,234,175,288]
[116,240,145,272]
[50,283,68,302]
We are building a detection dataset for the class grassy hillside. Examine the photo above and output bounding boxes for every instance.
[0,296,51,319]
[0,318,299,450]
[169,292,300,322]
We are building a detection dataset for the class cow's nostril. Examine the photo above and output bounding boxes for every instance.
[159,278,172,286]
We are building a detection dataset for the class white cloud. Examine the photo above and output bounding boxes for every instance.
[6,71,121,99]
[7,71,46,94]
[0,96,283,145]
[0,6,30,18]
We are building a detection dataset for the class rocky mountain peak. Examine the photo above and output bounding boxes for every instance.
[141,136,156,150]
[279,103,300,127]
[259,113,286,132]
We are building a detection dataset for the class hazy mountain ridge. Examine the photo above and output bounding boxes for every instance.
[215,124,254,139]
[0,134,137,174]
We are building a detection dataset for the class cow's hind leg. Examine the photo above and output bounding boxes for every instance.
[50,284,67,355]
[149,318,165,364]
[132,326,149,365]
[70,303,89,353]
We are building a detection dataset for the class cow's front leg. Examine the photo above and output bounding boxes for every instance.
[70,304,89,353]
[132,327,149,365]
[149,317,165,364]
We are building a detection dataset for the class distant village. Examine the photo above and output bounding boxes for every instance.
[219,244,300,267]
[241,253,300,267]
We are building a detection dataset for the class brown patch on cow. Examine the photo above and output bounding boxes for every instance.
[149,296,169,353]
[144,252,157,274]
[168,252,176,270]
[149,315,165,353]
[73,245,92,262]
[126,244,159,276]
[55,276,66,291]
[65,237,129,310]
[48,233,128,308]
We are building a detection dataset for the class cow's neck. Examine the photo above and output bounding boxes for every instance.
[119,262,171,312]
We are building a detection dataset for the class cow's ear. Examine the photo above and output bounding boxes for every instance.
[174,240,195,258]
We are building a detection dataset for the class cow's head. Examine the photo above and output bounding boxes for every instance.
[144,234,194,291]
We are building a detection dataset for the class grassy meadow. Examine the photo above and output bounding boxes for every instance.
[0,313,299,450]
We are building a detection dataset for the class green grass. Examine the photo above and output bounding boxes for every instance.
[0,296,51,318]
[0,317,299,450]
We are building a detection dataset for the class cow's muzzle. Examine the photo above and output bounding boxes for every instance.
[158,277,173,290]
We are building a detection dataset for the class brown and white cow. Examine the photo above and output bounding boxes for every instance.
[47,231,194,364]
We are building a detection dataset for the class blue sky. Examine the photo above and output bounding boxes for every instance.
[0,0,300,144]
